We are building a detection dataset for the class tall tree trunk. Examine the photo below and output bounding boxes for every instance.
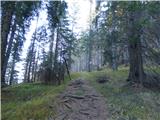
[31,51,36,82]
[88,1,92,72]
[53,27,60,84]
[24,61,29,83]
[33,51,39,82]
[27,60,32,82]
[9,58,16,85]
[111,2,118,71]
[111,36,117,71]
[27,44,35,83]
[128,39,144,84]
[63,56,71,81]
[127,8,145,84]
[48,30,55,83]
[88,36,92,72]
[26,17,38,82]
[49,35,54,67]
[1,19,17,86]
[1,3,15,86]
[9,40,19,85]
[68,42,72,70]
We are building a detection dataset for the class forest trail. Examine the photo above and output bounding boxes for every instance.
[53,79,108,120]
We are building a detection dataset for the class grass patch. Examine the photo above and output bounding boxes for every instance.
[1,73,81,120]
[2,83,62,120]
[2,67,160,120]
[87,68,160,120]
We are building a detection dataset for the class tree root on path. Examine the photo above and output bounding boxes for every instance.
[62,94,85,99]
[53,79,108,120]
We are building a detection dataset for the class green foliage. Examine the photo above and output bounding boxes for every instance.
[15,1,41,32]
[47,1,67,28]
[125,1,143,12]
[147,1,160,14]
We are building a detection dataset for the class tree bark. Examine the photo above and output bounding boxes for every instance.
[48,30,55,83]
[88,0,92,72]
[49,34,54,68]
[127,9,145,84]
[27,59,32,82]
[33,51,39,82]
[63,56,72,81]
[1,19,17,85]
[24,60,29,83]
[9,40,19,85]
[1,2,15,86]
[31,51,36,82]
[53,27,60,84]
[111,2,118,71]
[9,58,16,85]
[128,38,145,84]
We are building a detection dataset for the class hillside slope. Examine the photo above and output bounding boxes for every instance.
[2,68,160,120]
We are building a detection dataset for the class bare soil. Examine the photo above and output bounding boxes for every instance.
[53,79,108,120]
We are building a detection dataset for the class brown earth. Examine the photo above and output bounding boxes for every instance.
[53,79,108,120]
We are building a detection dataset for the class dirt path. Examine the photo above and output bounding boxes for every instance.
[53,79,108,120]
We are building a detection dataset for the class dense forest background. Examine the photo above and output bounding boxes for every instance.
[1,1,160,87]
[1,1,160,120]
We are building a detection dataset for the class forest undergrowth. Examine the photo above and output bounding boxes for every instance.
[1,67,160,120]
